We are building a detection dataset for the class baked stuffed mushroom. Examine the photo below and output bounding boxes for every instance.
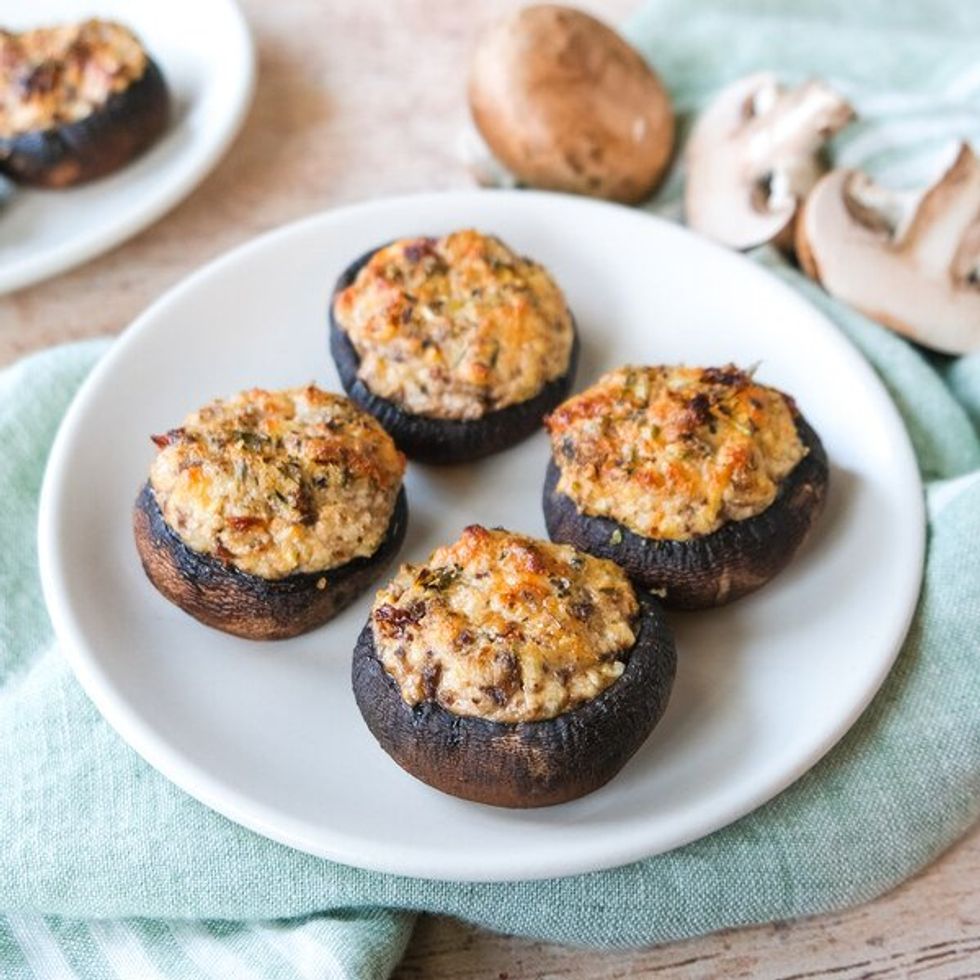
[353,525,676,807]
[543,365,828,609]
[134,386,408,640]
[330,229,579,463]
[0,19,169,187]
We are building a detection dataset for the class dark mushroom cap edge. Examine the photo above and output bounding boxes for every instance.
[543,413,829,609]
[329,245,580,464]
[0,57,170,188]
[133,481,408,641]
[352,589,677,807]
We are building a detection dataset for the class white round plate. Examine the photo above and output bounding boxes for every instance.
[0,0,254,294]
[38,191,924,882]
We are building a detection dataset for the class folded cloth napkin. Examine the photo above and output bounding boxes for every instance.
[3,1,980,977]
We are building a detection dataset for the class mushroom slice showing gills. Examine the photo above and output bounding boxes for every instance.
[685,73,854,250]
[797,143,980,355]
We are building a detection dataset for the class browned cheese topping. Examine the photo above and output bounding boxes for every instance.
[371,526,639,723]
[546,365,807,540]
[149,386,405,580]
[332,229,574,420]
[0,20,148,138]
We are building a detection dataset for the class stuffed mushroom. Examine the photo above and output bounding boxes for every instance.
[134,385,408,640]
[330,229,579,463]
[353,525,676,807]
[543,365,828,609]
[0,19,169,187]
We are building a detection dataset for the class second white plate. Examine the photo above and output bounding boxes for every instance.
[38,190,924,882]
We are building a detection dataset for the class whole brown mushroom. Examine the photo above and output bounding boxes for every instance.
[468,4,674,204]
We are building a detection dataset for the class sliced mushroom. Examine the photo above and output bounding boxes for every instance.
[797,143,980,355]
[467,4,674,204]
[685,73,854,250]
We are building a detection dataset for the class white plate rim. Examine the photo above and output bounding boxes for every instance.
[37,190,926,881]
[0,0,255,295]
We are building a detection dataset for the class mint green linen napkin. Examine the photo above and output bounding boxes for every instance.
[3,1,980,976]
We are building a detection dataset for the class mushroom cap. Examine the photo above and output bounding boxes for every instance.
[542,412,829,610]
[329,243,581,463]
[0,56,169,188]
[797,144,980,355]
[468,4,674,204]
[685,73,854,250]
[686,73,792,249]
[352,588,676,807]
[133,482,409,641]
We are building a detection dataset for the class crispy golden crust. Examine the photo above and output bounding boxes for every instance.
[0,20,148,138]
[545,365,807,541]
[332,230,574,420]
[370,525,639,724]
[148,386,406,580]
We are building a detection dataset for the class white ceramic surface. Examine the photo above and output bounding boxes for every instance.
[0,0,254,293]
[38,191,925,882]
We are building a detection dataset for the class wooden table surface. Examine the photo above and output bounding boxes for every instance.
[3,1,977,976]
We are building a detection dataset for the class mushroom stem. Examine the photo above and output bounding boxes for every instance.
[745,80,854,182]
[843,177,921,239]
[899,144,980,277]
